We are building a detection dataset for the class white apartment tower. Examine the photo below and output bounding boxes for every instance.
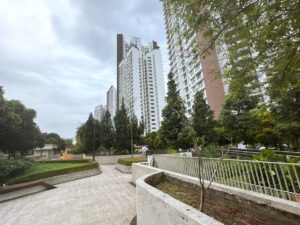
[106,85,117,120]
[162,1,226,118]
[117,35,165,133]
[94,105,106,122]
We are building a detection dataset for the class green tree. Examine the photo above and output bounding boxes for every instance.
[273,87,300,150]
[219,90,259,147]
[250,104,279,148]
[191,91,216,144]
[84,113,97,160]
[114,100,131,153]
[160,72,189,149]
[99,110,115,155]
[0,99,42,158]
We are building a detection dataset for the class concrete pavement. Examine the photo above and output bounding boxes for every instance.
[0,165,137,225]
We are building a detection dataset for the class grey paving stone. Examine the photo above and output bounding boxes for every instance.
[0,165,136,225]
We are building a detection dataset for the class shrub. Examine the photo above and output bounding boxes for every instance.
[0,159,32,185]
[117,157,147,166]
[8,161,99,185]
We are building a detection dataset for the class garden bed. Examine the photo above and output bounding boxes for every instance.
[149,173,300,225]
[116,157,147,173]
[7,160,99,185]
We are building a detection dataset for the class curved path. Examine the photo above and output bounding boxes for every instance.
[0,165,136,225]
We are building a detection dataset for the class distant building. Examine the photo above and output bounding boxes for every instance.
[106,85,117,120]
[33,144,57,159]
[94,105,106,122]
[117,34,165,133]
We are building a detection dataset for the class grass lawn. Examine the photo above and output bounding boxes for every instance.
[7,160,99,185]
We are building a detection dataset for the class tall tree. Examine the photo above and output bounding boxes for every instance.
[99,110,115,155]
[114,100,131,153]
[273,87,300,150]
[160,72,189,149]
[191,91,216,144]
[0,99,41,158]
[219,90,259,147]
[85,113,96,160]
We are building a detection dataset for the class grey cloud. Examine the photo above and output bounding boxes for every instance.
[0,0,167,138]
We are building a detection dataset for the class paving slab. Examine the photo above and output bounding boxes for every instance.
[0,165,136,225]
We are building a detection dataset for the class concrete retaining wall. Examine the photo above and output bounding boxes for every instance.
[95,154,144,165]
[136,172,222,225]
[116,164,132,174]
[132,163,160,185]
[134,164,300,225]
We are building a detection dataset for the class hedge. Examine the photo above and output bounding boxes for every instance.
[117,157,147,166]
[8,160,99,185]
[0,159,33,185]
[42,159,91,163]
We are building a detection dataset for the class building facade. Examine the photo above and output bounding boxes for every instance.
[117,35,165,133]
[106,85,117,120]
[94,105,106,122]
[162,1,226,118]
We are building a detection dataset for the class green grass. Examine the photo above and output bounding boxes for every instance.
[7,160,99,185]
[117,157,147,166]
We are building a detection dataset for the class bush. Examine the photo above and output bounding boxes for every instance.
[117,157,147,166]
[42,159,91,163]
[8,160,99,185]
[0,159,32,184]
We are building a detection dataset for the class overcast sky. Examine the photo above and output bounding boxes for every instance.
[0,0,168,139]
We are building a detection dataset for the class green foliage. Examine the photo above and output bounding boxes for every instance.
[219,90,259,146]
[166,0,300,99]
[191,91,216,144]
[117,157,147,166]
[7,160,99,185]
[99,110,115,155]
[0,159,32,184]
[250,105,279,147]
[160,72,189,149]
[142,132,166,150]
[0,89,43,158]
[114,100,131,153]
[253,149,286,162]
[273,87,300,149]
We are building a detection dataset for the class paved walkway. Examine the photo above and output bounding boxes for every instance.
[0,165,137,225]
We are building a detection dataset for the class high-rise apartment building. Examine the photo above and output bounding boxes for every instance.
[162,1,226,118]
[94,105,106,122]
[106,85,117,120]
[117,35,165,133]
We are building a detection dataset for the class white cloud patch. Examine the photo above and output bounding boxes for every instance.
[0,0,168,138]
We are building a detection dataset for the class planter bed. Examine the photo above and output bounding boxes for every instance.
[149,173,300,225]
[137,169,300,225]
[116,157,147,174]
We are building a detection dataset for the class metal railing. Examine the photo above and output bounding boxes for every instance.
[153,155,300,201]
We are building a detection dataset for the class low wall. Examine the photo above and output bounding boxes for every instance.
[136,172,222,225]
[95,154,145,165]
[116,164,132,174]
[134,164,300,225]
[132,163,160,185]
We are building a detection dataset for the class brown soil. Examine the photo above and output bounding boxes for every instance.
[152,175,300,225]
